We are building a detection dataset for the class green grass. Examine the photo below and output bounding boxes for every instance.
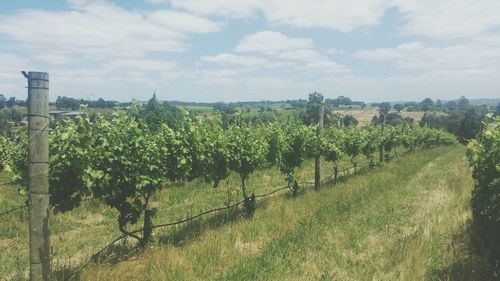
[1,146,491,280]
[181,105,214,113]
[0,151,362,280]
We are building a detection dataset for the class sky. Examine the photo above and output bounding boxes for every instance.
[0,0,500,102]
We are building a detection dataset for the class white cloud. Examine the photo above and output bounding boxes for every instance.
[200,53,267,66]
[172,0,391,32]
[277,49,326,62]
[353,46,406,61]
[302,60,350,74]
[235,31,314,54]
[395,0,500,38]
[104,59,177,72]
[259,0,391,31]
[0,54,32,80]
[0,1,221,61]
[354,42,500,76]
[149,10,222,33]
[173,0,500,38]
[170,0,259,19]
[144,0,166,4]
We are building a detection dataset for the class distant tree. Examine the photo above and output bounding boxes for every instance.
[95,98,106,108]
[419,98,434,111]
[336,96,352,105]
[404,101,418,108]
[0,94,5,109]
[393,104,404,112]
[343,115,358,127]
[404,117,415,124]
[213,102,236,114]
[141,94,178,131]
[445,100,458,111]
[496,102,500,116]
[8,108,23,122]
[373,112,404,126]
[288,99,308,108]
[301,92,324,125]
[419,112,446,129]
[445,111,466,137]
[6,97,15,108]
[435,99,444,110]
[457,96,470,111]
[460,107,482,141]
[378,102,391,115]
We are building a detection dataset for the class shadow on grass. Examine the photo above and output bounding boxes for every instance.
[426,225,495,281]
[321,163,373,187]
[156,206,246,247]
[54,204,252,280]
[53,163,377,280]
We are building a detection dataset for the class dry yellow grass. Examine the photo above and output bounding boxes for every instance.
[334,108,437,127]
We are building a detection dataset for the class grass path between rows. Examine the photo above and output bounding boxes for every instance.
[79,145,480,281]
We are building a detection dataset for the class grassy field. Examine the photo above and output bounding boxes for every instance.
[1,145,490,280]
[0,152,362,280]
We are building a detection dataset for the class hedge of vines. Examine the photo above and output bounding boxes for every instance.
[467,114,500,267]
[0,107,457,246]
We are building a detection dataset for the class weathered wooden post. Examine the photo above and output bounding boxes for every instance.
[24,71,50,281]
[314,102,324,191]
[379,113,386,162]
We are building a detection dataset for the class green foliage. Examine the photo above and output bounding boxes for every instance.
[278,124,313,189]
[141,95,180,131]
[301,92,342,127]
[343,127,366,171]
[322,127,345,183]
[393,104,404,112]
[378,102,391,115]
[467,114,500,267]
[1,105,459,248]
[0,135,15,171]
[86,111,168,244]
[342,115,358,127]
[49,116,95,212]
[420,97,435,111]
[227,123,268,196]
[190,117,229,187]
[301,92,324,126]
[362,126,383,166]
[420,107,486,144]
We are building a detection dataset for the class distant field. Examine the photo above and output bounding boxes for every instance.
[335,108,431,127]
[182,105,214,113]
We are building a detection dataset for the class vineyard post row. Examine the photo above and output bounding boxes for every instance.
[0,81,460,278]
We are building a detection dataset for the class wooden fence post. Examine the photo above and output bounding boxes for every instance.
[314,102,324,191]
[379,113,386,163]
[25,71,50,281]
